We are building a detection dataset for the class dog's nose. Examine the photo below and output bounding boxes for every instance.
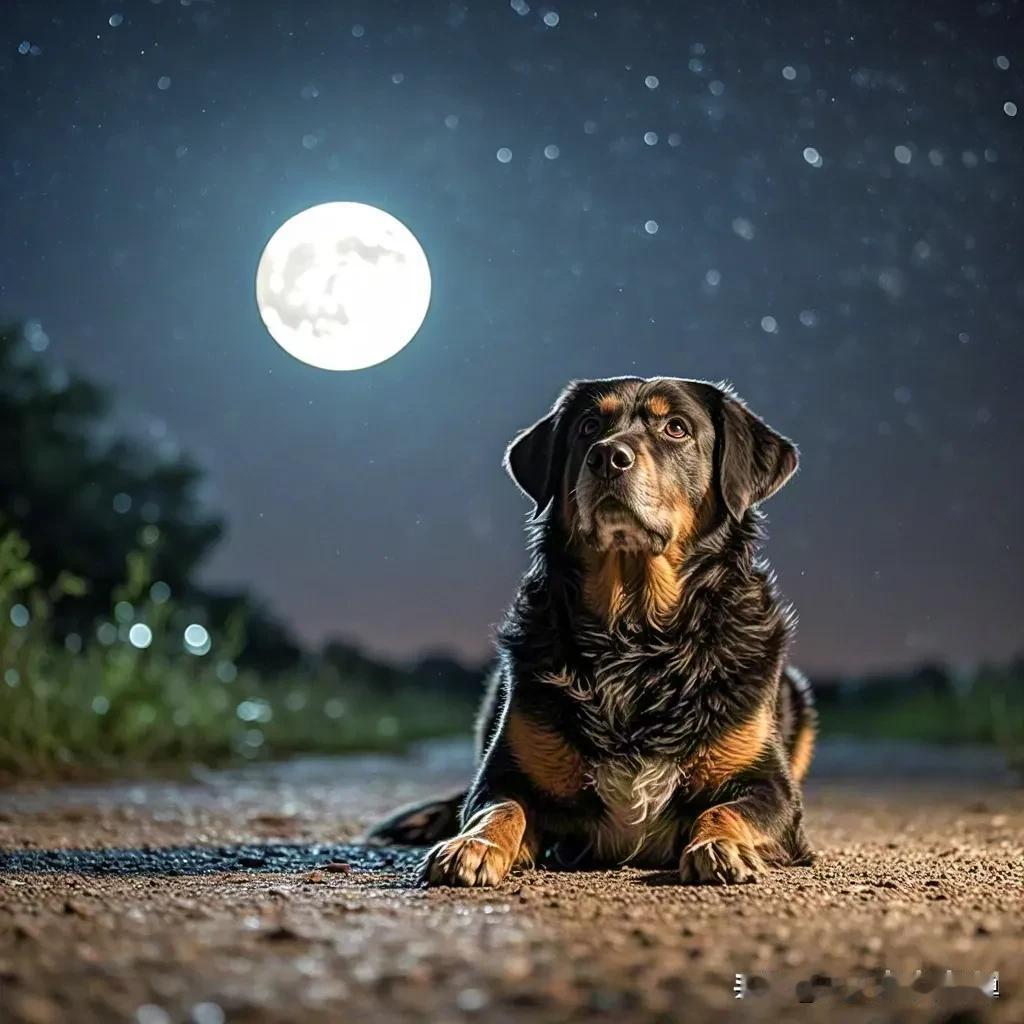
[586,440,636,480]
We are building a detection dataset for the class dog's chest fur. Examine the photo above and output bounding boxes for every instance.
[544,654,715,866]
[518,550,790,866]
[584,754,684,865]
[547,639,720,760]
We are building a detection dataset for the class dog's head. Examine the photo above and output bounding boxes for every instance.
[504,377,797,556]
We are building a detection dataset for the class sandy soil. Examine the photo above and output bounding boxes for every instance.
[1,741,1021,1024]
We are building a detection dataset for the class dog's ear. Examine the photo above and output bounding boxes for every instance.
[715,388,798,521]
[503,407,562,519]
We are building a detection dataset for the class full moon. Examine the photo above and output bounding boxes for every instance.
[255,202,431,371]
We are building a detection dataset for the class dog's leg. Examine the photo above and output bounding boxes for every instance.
[419,669,548,887]
[680,782,796,885]
[421,799,535,887]
[363,790,465,847]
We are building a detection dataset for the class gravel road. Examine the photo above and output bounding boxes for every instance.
[1,741,1021,1024]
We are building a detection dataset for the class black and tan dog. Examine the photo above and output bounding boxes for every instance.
[367,376,816,886]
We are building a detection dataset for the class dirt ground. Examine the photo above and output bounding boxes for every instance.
[1,740,1021,1024]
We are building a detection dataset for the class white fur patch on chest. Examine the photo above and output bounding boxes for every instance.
[587,756,682,866]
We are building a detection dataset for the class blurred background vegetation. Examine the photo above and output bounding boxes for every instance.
[814,663,1024,774]
[1,320,1021,778]
[0,322,477,778]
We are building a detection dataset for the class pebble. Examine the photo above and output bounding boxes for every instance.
[322,861,351,873]
[455,987,489,1011]
[190,1004,225,1024]
[135,1006,171,1024]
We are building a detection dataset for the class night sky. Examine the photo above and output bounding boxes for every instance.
[4,1,1022,675]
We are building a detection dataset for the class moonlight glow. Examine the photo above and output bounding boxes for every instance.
[255,202,431,371]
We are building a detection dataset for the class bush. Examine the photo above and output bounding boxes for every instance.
[0,526,473,778]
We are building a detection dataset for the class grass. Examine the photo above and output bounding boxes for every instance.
[0,528,474,778]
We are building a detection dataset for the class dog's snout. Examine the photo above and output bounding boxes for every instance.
[586,439,636,480]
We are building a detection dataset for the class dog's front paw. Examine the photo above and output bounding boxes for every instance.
[680,838,765,885]
[421,835,512,887]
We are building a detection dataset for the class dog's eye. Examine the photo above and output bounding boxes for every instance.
[664,418,688,439]
[579,416,601,438]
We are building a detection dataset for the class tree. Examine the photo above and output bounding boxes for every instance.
[0,323,222,630]
[321,638,406,694]
[410,651,487,701]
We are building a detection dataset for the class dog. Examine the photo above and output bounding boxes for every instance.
[366,376,815,886]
